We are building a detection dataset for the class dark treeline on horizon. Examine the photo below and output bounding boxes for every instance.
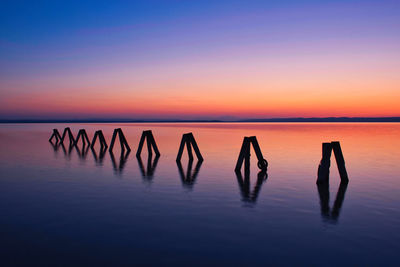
[1,117,400,123]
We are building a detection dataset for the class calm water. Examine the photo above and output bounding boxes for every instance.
[1,123,399,266]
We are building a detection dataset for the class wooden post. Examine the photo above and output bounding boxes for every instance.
[136,130,160,157]
[176,133,203,162]
[60,127,75,146]
[235,136,268,172]
[317,141,349,184]
[74,129,91,147]
[331,141,349,183]
[91,130,108,149]
[317,142,332,185]
[49,129,62,144]
[109,128,131,152]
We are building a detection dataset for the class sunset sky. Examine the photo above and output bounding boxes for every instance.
[1,0,399,120]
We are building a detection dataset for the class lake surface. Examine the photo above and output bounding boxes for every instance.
[0,123,399,266]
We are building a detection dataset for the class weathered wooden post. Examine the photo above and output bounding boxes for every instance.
[91,130,108,149]
[316,141,348,184]
[331,141,349,182]
[49,129,62,144]
[109,128,131,152]
[176,133,203,162]
[60,127,75,146]
[317,142,332,184]
[235,136,268,172]
[136,130,160,157]
[74,129,91,147]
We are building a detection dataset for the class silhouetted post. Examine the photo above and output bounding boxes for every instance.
[317,141,349,184]
[235,136,268,172]
[49,129,62,144]
[136,130,160,157]
[60,127,75,146]
[176,133,203,162]
[331,141,349,183]
[74,129,91,147]
[91,130,108,149]
[109,128,131,152]
[317,142,332,184]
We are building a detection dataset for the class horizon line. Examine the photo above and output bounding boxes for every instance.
[1,116,400,123]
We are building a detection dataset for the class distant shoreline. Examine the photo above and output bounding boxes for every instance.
[1,117,400,123]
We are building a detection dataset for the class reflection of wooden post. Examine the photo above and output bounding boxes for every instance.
[91,130,108,149]
[74,129,91,147]
[137,154,160,178]
[235,169,267,203]
[109,128,131,152]
[176,133,203,162]
[110,150,130,173]
[136,130,160,157]
[60,127,75,146]
[177,159,203,188]
[317,181,348,222]
[317,141,348,184]
[49,129,62,144]
[235,136,268,172]
[91,145,107,164]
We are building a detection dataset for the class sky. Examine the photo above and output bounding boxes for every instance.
[0,0,399,120]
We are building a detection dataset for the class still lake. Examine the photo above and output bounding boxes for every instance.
[0,123,399,266]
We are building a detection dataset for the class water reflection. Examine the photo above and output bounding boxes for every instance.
[91,145,107,165]
[50,142,73,160]
[75,142,90,160]
[176,159,203,189]
[109,150,130,175]
[137,154,160,183]
[317,182,348,224]
[235,169,268,204]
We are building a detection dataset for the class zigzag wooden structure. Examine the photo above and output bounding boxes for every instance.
[176,133,203,162]
[235,136,268,172]
[49,127,76,146]
[136,130,160,157]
